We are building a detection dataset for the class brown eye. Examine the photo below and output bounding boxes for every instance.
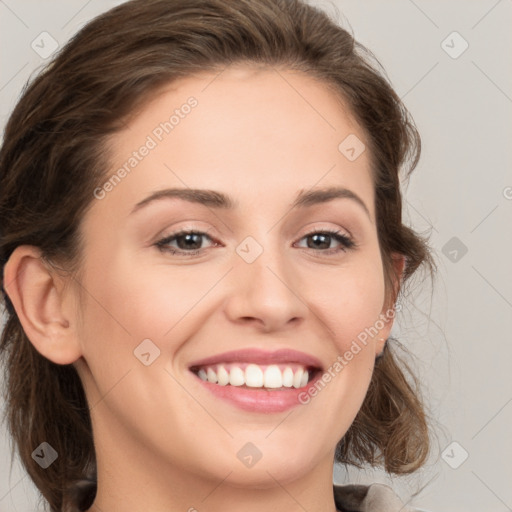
[296,230,356,254]
[155,230,216,255]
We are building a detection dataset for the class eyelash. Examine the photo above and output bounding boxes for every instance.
[154,228,357,258]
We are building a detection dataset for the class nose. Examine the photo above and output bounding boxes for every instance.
[223,241,309,333]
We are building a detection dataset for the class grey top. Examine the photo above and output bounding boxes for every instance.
[334,483,413,512]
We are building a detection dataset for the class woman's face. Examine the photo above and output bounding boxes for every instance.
[72,64,400,489]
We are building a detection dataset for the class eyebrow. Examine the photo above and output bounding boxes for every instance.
[130,185,371,219]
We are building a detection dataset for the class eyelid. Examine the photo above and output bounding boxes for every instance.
[299,225,353,240]
[155,222,218,242]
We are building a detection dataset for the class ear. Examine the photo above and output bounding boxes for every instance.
[375,252,406,356]
[3,245,82,365]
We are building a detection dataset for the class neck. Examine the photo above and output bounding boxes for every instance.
[86,422,340,512]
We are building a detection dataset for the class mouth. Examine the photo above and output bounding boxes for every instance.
[187,347,323,391]
[186,348,324,412]
[189,362,323,390]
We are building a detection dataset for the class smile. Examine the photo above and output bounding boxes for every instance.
[190,362,318,389]
[187,348,324,412]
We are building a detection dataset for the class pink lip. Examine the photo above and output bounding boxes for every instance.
[187,348,324,413]
[191,370,322,413]
[188,348,323,370]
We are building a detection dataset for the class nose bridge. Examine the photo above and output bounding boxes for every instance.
[225,231,307,330]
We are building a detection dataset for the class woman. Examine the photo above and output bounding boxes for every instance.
[0,1,436,511]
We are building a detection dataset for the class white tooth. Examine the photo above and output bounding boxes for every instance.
[282,367,294,387]
[198,369,208,381]
[264,365,283,388]
[293,368,304,388]
[245,364,264,387]
[217,365,229,386]
[300,370,309,387]
[206,367,218,383]
[229,366,245,386]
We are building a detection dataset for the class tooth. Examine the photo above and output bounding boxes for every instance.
[300,370,309,387]
[282,367,294,387]
[263,365,283,388]
[217,365,229,386]
[206,367,218,383]
[293,368,304,388]
[245,364,264,387]
[201,363,312,389]
[229,366,245,386]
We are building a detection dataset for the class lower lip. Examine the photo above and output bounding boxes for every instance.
[190,370,322,413]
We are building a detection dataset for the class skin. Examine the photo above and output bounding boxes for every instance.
[5,64,404,512]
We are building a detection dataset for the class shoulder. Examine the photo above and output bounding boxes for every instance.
[333,482,416,512]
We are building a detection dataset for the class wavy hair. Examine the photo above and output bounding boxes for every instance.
[0,0,436,510]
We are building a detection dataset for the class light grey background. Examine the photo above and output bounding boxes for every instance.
[1,1,511,511]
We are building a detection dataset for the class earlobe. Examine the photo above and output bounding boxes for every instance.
[3,245,82,365]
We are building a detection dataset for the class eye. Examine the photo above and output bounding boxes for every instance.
[295,229,356,255]
[154,228,356,258]
[155,230,217,256]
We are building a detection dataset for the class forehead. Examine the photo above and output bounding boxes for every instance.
[93,64,374,221]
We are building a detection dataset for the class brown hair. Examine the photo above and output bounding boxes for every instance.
[0,0,436,510]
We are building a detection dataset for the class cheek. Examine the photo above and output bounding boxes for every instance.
[77,253,214,359]
[307,258,386,347]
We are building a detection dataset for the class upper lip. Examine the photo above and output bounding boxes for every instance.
[188,348,323,370]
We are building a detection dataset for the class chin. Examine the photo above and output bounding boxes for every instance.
[219,463,310,490]
[206,446,318,489]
